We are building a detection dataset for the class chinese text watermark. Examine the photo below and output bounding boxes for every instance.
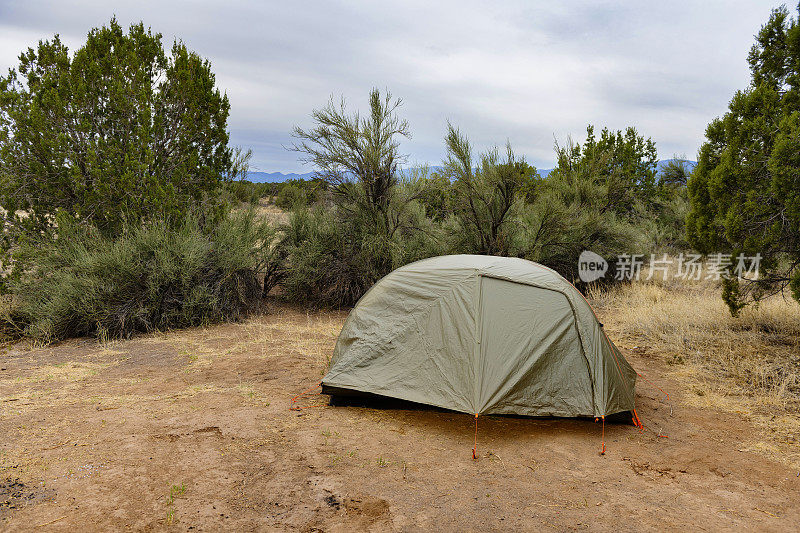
[577,252,761,283]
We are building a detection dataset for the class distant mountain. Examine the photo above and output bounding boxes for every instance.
[245,171,317,183]
[246,159,696,183]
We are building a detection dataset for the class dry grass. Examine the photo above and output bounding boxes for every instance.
[254,200,289,225]
[589,266,800,467]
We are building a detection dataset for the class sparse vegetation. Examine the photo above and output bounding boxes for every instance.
[164,483,186,525]
[592,272,800,405]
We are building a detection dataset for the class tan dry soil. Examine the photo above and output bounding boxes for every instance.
[1,302,798,532]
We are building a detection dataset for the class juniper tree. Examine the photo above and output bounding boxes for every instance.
[550,125,658,217]
[687,5,800,313]
[0,18,234,247]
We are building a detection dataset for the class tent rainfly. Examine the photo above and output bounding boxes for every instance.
[321,255,637,419]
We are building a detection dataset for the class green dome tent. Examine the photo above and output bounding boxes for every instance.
[322,255,637,419]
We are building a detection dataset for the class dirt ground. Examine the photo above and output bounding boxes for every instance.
[1,302,799,532]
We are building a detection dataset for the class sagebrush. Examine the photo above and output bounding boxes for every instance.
[8,209,278,341]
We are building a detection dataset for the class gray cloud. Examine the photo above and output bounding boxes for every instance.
[0,0,787,171]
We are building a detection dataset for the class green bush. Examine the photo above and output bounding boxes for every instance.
[279,185,444,307]
[277,88,686,304]
[279,207,375,306]
[415,172,454,221]
[441,125,539,256]
[514,180,643,281]
[0,18,235,245]
[274,178,326,209]
[8,209,278,342]
[275,184,307,209]
[225,180,271,205]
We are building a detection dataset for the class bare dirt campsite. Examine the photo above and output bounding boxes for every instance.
[2,279,799,532]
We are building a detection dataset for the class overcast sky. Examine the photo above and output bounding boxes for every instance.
[0,1,790,173]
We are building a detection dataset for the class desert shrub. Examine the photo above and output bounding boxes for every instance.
[428,125,641,282]
[281,89,445,306]
[500,129,669,282]
[390,196,448,266]
[274,179,326,209]
[275,184,307,209]
[8,209,278,342]
[634,157,691,252]
[414,172,454,221]
[441,125,539,256]
[225,180,271,205]
[279,183,445,307]
[513,181,642,280]
[633,191,690,253]
[551,125,659,217]
[280,207,377,306]
[284,88,674,298]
